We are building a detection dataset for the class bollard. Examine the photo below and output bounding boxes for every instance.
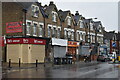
[19,58,21,68]
[9,59,11,68]
[36,59,38,68]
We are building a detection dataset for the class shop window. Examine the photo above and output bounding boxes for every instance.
[33,23,37,36]
[26,22,31,35]
[38,24,43,37]
[31,5,39,17]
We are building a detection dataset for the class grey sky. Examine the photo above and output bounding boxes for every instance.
[39,0,119,32]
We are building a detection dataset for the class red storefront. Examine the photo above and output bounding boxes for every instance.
[67,41,79,61]
[6,37,47,63]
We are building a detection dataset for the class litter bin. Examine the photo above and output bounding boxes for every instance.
[62,58,67,64]
[54,57,61,65]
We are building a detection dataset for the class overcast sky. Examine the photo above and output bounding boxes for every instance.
[38,0,119,32]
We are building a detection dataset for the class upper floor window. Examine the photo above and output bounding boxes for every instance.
[67,16,71,26]
[38,23,44,37]
[57,28,61,38]
[31,5,39,17]
[52,11,57,22]
[76,32,79,41]
[80,20,84,28]
[71,31,74,40]
[48,26,52,37]
[83,33,86,41]
[68,31,71,39]
[80,33,82,41]
[90,22,93,30]
[52,27,57,37]
[33,23,37,36]
[64,29,68,39]
[26,22,31,35]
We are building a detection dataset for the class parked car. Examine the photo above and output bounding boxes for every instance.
[108,54,112,61]
[97,55,110,62]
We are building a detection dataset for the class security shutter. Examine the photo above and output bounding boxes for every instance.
[30,45,45,63]
[54,46,66,57]
[7,44,20,63]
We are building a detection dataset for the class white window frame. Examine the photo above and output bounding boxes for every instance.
[52,11,57,22]
[52,25,57,37]
[64,28,68,39]
[71,31,74,40]
[33,21,38,36]
[67,16,71,26]
[26,20,32,36]
[48,24,52,37]
[38,22,44,37]
[57,27,61,38]
[31,4,39,18]
[80,20,84,28]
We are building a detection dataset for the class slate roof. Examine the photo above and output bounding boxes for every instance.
[104,31,116,40]
[58,10,70,22]
[43,2,58,18]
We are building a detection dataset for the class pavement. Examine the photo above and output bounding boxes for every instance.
[2,61,120,79]
[2,61,98,70]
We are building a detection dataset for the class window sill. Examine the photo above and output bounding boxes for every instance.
[33,35,37,36]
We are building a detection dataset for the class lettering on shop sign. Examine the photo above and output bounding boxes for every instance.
[34,40,43,43]
[7,39,21,44]
[6,38,46,45]
[23,39,29,43]
[6,22,23,33]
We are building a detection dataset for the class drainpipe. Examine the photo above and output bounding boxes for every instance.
[23,9,27,37]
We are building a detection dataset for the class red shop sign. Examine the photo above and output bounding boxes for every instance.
[6,38,46,45]
[6,21,23,33]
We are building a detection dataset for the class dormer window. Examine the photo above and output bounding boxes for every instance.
[31,5,39,17]
[67,16,71,26]
[52,11,57,22]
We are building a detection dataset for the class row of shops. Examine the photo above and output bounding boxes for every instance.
[3,36,114,64]
[4,37,80,63]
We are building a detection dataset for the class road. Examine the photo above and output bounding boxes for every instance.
[2,62,120,79]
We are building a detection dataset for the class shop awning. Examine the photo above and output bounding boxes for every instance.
[52,38,67,46]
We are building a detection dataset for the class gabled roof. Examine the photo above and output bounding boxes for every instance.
[43,1,58,18]
[58,10,70,22]
[104,31,116,40]
[73,12,83,25]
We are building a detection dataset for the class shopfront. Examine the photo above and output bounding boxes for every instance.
[67,41,79,60]
[52,38,67,58]
[6,37,47,63]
